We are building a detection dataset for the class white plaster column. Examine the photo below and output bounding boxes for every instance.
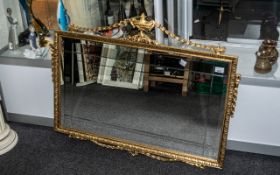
[154,0,164,43]
[178,0,193,39]
[0,100,18,155]
[167,0,175,45]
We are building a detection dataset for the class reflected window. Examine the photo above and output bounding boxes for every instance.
[192,0,280,41]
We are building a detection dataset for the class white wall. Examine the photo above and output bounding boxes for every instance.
[229,84,280,146]
[0,64,53,118]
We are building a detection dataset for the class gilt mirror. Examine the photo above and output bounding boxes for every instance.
[51,14,240,169]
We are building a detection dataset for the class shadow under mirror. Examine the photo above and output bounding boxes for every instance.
[60,37,229,160]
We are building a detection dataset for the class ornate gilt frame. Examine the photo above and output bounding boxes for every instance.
[51,14,240,169]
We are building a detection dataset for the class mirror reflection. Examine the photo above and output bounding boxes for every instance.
[60,38,229,160]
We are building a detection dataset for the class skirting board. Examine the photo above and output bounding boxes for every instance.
[227,140,280,157]
[7,113,53,127]
[241,77,280,88]
[6,113,280,157]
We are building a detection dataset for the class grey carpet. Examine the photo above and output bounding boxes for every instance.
[0,122,280,175]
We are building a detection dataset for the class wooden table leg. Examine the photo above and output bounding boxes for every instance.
[182,63,190,96]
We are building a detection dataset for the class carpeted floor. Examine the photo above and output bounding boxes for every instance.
[0,122,280,175]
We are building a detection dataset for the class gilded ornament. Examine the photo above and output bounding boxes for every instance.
[69,14,226,55]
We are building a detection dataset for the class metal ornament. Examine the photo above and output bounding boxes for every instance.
[255,51,272,73]
[217,0,230,25]
[255,40,278,73]
[259,40,278,65]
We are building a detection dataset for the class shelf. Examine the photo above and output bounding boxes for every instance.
[148,75,185,84]
[189,39,280,88]
[149,73,185,79]
[0,45,51,68]
[226,44,280,87]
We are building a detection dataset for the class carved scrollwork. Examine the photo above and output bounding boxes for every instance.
[69,14,225,55]
[230,74,241,118]
[124,32,159,45]
[65,130,208,168]
[50,43,58,83]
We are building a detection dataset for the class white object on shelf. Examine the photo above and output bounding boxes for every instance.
[0,103,18,155]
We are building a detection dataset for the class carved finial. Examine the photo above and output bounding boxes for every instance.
[140,13,146,22]
[130,13,155,32]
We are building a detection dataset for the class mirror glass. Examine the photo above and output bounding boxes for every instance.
[60,37,229,160]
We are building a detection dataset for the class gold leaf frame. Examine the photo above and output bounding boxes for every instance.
[51,15,240,169]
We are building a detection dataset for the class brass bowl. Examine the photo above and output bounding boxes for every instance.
[254,52,272,73]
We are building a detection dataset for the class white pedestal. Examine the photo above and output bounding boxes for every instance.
[0,124,18,155]
[0,103,18,155]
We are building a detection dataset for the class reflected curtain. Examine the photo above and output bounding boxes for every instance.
[64,0,101,28]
